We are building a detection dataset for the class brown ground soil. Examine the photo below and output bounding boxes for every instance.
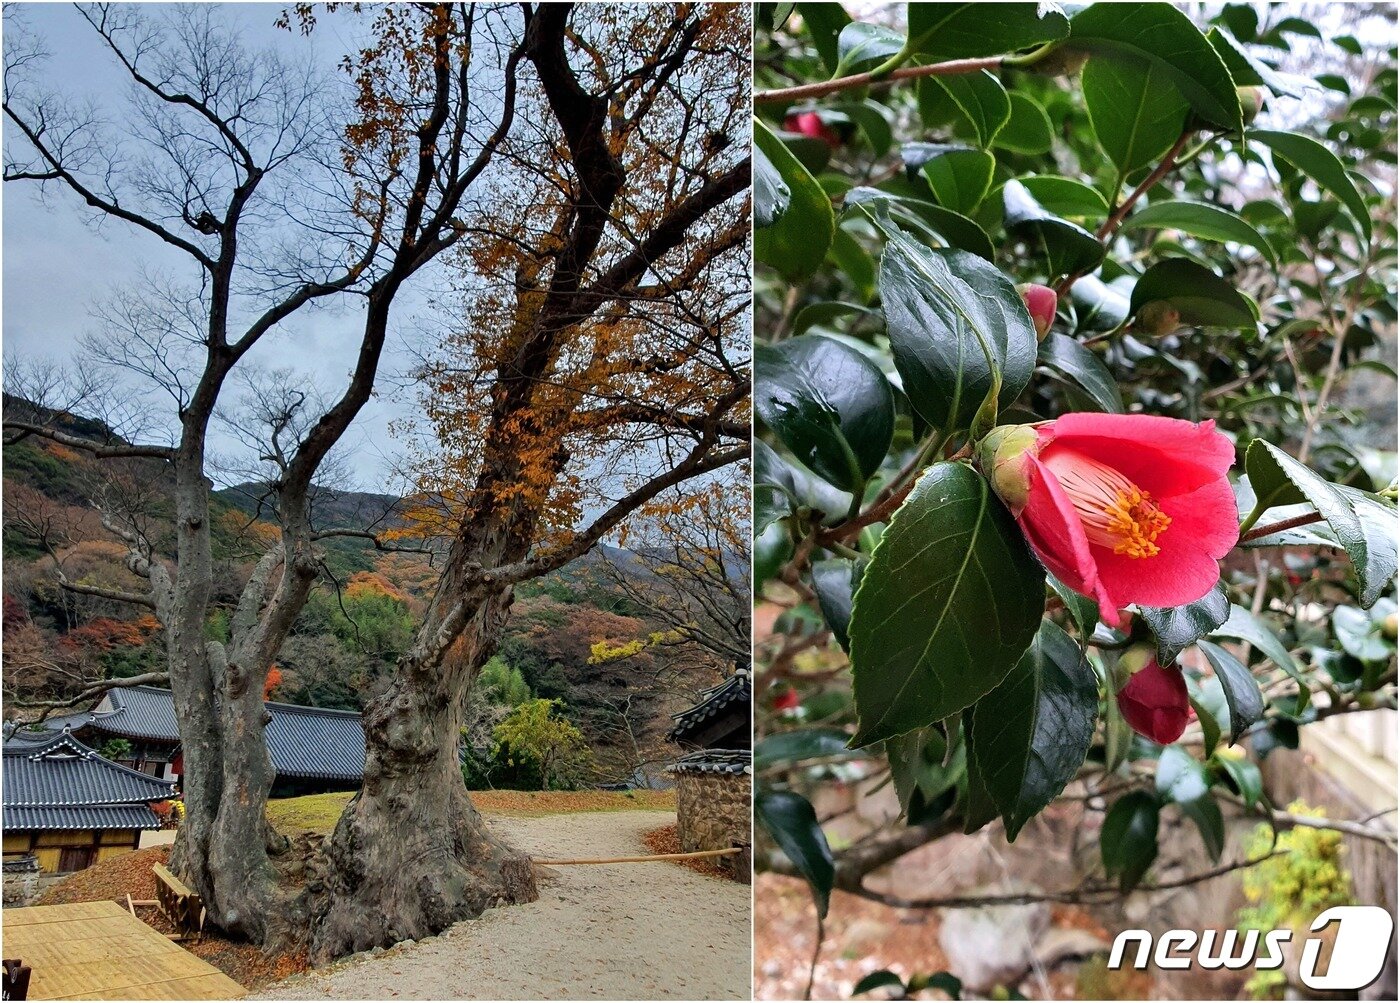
[753,873,1163,1001]
[641,821,730,879]
[33,845,310,990]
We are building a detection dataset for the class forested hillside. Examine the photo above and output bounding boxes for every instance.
[2,398,730,786]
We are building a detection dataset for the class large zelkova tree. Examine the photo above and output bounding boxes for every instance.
[2,1,529,949]
[751,1,1396,990]
[309,2,751,960]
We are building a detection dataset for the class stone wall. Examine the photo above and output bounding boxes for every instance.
[676,770,751,882]
[3,855,40,906]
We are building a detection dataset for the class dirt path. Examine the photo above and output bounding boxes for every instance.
[256,810,750,1000]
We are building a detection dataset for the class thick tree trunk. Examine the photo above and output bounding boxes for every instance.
[309,602,537,962]
[165,450,224,902]
[205,676,304,946]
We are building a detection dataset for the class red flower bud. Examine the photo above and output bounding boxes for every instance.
[784,111,841,149]
[1020,283,1058,341]
[1116,656,1191,744]
[773,688,801,711]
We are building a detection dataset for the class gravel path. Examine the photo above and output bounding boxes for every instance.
[256,810,750,1000]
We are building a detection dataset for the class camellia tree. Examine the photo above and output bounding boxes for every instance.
[752,0,1397,976]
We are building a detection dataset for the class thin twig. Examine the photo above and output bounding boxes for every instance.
[804,911,825,1001]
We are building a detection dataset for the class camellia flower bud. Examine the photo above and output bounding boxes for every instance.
[976,422,1041,515]
[1136,300,1181,336]
[1020,283,1058,342]
[1115,649,1191,744]
[784,111,841,149]
[1238,85,1266,125]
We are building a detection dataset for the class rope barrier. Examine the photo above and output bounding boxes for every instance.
[534,847,743,865]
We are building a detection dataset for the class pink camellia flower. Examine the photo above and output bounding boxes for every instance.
[1116,650,1192,744]
[1020,283,1058,341]
[784,111,841,149]
[980,414,1237,626]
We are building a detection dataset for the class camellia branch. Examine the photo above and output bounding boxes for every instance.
[755,55,1005,105]
[1056,129,1195,297]
[848,850,1290,910]
[1237,510,1326,544]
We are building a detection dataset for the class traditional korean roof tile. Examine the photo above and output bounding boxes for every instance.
[50,685,366,782]
[667,670,751,744]
[3,804,164,831]
[665,748,752,775]
[2,733,174,831]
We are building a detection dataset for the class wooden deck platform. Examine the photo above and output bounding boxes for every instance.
[0,901,244,1000]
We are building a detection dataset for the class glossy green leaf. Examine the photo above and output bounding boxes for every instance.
[756,790,835,917]
[888,725,967,817]
[754,142,790,229]
[812,557,864,651]
[1070,274,1131,333]
[834,21,903,75]
[1207,27,1316,99]
[754,728,857,770]
[1120,200,1278,266]
[1198,639,1265,745]
[907,3,1070,59]
[755,118,836,281]
[962,709,1002,835]
[754,335,894,492]
[1130,258,1258,329]
[1191,693,1222,758]
[1216,755,1263,810]
[1156,746,1225,862]
[994,93,1055,155]
[847,185,995,261]
[878,232,1037,431]
[1101,791,1160,892]
[1068,2,1244,132]
[1039,333,1124,413]
[1334,602,1395,663]
[1248,129,1372,243]
[1211,604,1304,684]
[828,99,895,156]
[849,463,1046,746]
[968,619,1099,840]
[755,519,795,587]
[920,149,994,216]
[827,224,877,302]
[791,300,874,336]
[1139,584,1231,664]
[754,438,797,534]
[1004,178,1106,277]
[917,70,1011,147]
[1082,57,1190,175]
[1047,571,1099,637]
[796,2,852,73]
[852,971,906,997]
[1245,440,1392,606]
[1017,176,1109,222]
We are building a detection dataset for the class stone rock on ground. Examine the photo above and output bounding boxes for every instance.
[937,884,1052,993]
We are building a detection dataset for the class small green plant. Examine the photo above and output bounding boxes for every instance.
[1237,800,1354,999]
[97,738,132,762]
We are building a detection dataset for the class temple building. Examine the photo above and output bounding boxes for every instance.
[2,731,176,874]
[665,669,751,881]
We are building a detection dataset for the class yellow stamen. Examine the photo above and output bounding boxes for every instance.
[1048,450,1172,558]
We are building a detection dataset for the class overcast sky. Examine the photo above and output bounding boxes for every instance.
[1,3,431,493]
